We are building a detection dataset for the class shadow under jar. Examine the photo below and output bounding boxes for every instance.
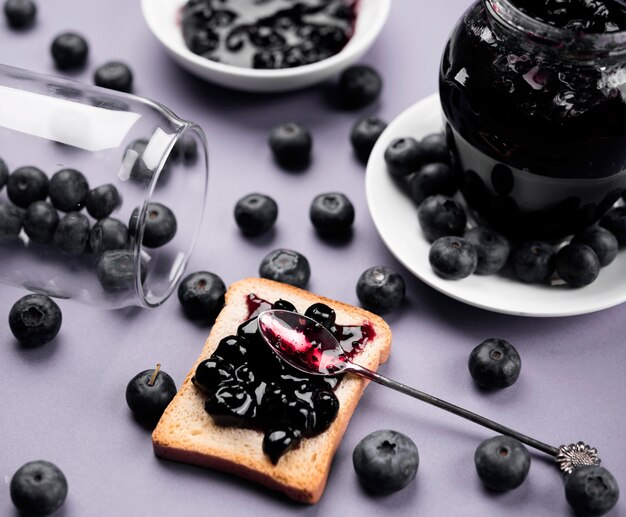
[0,64,208,308]
[439,0,626,241]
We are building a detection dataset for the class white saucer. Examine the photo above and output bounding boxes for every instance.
[365,93,626,317]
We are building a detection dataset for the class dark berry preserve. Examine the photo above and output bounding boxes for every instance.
[180,0,358,69]
[440,0,626,240]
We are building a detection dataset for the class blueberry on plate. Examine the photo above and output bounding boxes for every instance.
[474,436,530,491]
[259,248,311,288]
[309,192,355,237]
[89,218,129,254]
[10,460,68,517]
[94,61,133,92]
[510,241,555,284]
[0,201,23,240]
[54,212,90,254]
[7,166,48,208]
[418,195,467,242]
[384,137,423,178]
[420,132,450,164]
[305,303,336,329]
[336,65,383,110]
[600,206,626,246]
[129,202,177,248]
[0,157,8,189]
[24,201,59,244]
[4,0,37,29]
[50,32,89,70]
[263,428,301,465]
[429,236,478,280]
[572,226,618,267]
[468,338,521,389]
[464,226,510,275]
[85,184,120,219]
[356,266,405,314]
[9,294,62,347]
[268,122,312,169]
[565,465,620,517]
[350,117,387,163]
[48,168,89,212]
[353,430,419,495]
[177,271,226,320]
[556,243,600,288]
[96,250,145,292]
[126,365,177,425]
[409,162,458,205]
[234,193,278,236]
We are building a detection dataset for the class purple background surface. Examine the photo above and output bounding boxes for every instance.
[1,1,625,516]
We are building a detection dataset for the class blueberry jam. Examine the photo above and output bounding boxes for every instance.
[180,0,358,69]
[195,294,375,464]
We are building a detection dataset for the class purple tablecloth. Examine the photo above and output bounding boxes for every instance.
[1,1,624,516]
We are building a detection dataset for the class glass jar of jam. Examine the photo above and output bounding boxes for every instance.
[439,0,626,240]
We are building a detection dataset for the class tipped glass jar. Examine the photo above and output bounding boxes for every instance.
[439,0,626,240]
[0,64,208,308]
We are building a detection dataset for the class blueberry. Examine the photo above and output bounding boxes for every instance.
[85,184,120,219]
[48,168,89,212]
[53,212,90,254]
[7,166,48,208]
[4,0,36,29]
[94,61,133,92]
[24,201,59,244]
[214,335,249,364]
[170,134,198,162]
[8,294,62,347]
[205,381,256,426]
[309,192,355,237]
[356,266,405,314]
[556,243,600,287]
[418,195,467,242]
[469,338,521,389]
[305,303,336,329]
[193,356,233,395]
[96,250,144,292]
[350,117,387,163]
[336,65,383,110]
[474,436,530,491]
[0,157,8,189]
[263,428,301,464]
[572,226,618,267]
[384,137,423,177]
[51,32,89,70]
[234,193,278,236]
[0,201,23,240]
[311,389,339,433]
[129,202,177,248]
[353,430,419,495]
[464,227,510,275]
[420,133,450,164]
[89,218,129,254]
[126,366,177,425]
[126,139,152,183]
[429,236,478,280]
[565,465,620,517]
[269,122,312,169]
[600,206,626,246]
[259,248,310,288]
[510,241,555,284]
[273,299,296,312]
[10,460,67,517]
[409,163,458,205]
[177,271,226,320]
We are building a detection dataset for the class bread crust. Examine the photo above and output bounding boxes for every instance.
[152,278,392,504]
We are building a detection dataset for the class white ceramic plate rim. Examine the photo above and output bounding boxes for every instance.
[366,93,626,318]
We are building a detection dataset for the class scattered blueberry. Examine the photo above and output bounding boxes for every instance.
[48,168,89,212]
[600,206,626,246]
[89,218,129,254]
[94,61,133,92]
[418,195,467,242]
[556,243,600,288]
[171,133,198,162]
[565,465,620,517]
[353,430,419,495]
[468,338,521,389]
[572,226,619,267]
[420,133,450,164]
[50,32,89,70]
[0,157,8,189]
[510,241,555,284]
[8,294,62,347]
[263,428,301,464]
[10,460,67,517]
[384,137,423,177]
[7,166,48,208]
[259,248,310,288]
[234,193,278,236]
[336,65,383,110]
[96,250,144,292]
[409,162,458,205]
[309,192,355,237]
[429,236,478,280]
[474,436,530,491]
[129,202,177,248]
[464,227,510,275]
[126,365,177,425]
[24,201,59,244]
[356,266,405,314]
[304,303,336,329]
[268,122,312,169]
[4,0,36,29]
[0,201,23,240]
[53,212,90,254]
[350,117,387,163]
[177,271,226,320]
[85,184,120,219]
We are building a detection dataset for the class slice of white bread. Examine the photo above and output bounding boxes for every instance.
[152,278,392,504]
